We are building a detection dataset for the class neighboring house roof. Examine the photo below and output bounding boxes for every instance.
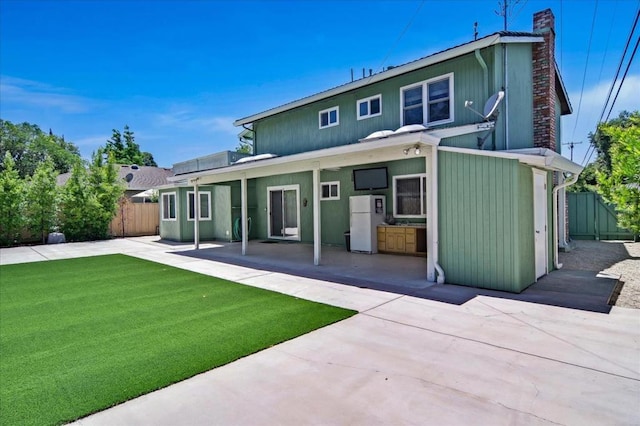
[56,165,174,192]
[234,31,565,126]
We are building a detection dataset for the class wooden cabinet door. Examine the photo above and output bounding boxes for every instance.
[405,228,416,253]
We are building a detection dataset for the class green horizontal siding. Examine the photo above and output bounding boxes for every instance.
[255,47,514,156]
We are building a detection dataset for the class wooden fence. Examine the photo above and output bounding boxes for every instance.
[568,192,633,240]
[109,200,159,237]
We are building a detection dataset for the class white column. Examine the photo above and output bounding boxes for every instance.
[241,175,248,256]
[425,150,435,281]
[312,165,321,265]
[193,179,200,250]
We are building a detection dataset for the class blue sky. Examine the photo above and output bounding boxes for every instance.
[1,0,638,167]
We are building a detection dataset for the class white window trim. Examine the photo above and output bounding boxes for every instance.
[161,192,177,221]
[399,72,454,127]
[186,191,212,221]
[318,106,339,129]
[267,184,301,241]
[320,181,340,201]
[356,94,382,120]
[393,173,427,218]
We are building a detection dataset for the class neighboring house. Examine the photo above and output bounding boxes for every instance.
[160,9,582,293]
[57,165,174,202]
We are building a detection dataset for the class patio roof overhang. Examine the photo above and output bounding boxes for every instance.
[168,129,445,186]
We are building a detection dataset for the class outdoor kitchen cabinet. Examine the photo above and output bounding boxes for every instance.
[377,225,426,256]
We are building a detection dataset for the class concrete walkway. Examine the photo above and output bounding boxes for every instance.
[1,238,639,425]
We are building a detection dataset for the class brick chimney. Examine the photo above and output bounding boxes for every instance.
[532,9,557,151]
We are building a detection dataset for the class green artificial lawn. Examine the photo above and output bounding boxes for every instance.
[0,254,356,425]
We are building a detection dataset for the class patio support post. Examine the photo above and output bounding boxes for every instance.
[193,178,200,250]
[312,164,321,265]
[425,151,435,281]
[241,174,248,256]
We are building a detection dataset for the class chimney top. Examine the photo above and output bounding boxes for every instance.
[533,8,555,33]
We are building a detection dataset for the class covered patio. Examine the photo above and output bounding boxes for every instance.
[171,239,621,313]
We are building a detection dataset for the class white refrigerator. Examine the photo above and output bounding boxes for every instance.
[349,195,386,254]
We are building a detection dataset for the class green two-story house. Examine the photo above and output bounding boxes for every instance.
[160,9,582,293]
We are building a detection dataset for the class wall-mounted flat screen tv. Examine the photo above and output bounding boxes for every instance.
[353,167,388,190]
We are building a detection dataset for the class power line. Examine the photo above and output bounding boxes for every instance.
[571,0,599,141]
[605,32,639,121]
[581,6,640,166]
[596,0,618,83]
[597,9,639,125]
[582,7,640,165]
[371,0,426,79]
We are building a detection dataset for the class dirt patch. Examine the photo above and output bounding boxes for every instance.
[559,240,640,309]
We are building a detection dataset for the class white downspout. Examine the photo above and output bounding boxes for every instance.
[431,147,445,284]
[552,172,579,269]
[504,44,509,150]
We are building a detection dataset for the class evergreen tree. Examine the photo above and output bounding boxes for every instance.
[102,125,157,166]
[24,158,59,244]
[0,152,25,246]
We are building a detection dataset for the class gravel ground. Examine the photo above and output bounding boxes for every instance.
[559,240,640,309]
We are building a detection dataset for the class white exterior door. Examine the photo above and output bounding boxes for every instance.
[533,169,548,279]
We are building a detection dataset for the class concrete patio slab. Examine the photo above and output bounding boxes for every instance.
[72,304,639,426]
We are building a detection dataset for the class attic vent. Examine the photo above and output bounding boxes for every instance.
[131,164,140,170]
[125,173,134,183]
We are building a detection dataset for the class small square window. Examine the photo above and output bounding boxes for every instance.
[320,181,340,201]
[393,174,427,217]
[319,106,339,129]
[357,94,382,120]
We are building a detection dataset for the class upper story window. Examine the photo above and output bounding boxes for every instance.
[161,192,177,221]
[393,174,427,218]
[319,106,339,129]
[400,73,454,126]
[357,94,382,120]
[187,191,211,221]
[320,181,340,201]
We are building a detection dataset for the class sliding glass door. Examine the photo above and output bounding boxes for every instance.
[268,185,300,240]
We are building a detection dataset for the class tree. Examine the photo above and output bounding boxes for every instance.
[595,111,640,236]
[0,119,80,178]
[569,163,598,193]
[103,125,157,166]
[0,152,24,246]
[236,130,253,154]
[24,158,59,244]
[59,152,125,241]
[89,150,125,231]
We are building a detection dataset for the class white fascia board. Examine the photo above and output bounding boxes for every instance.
[154,182,189,190]
[439,146,584,174]
[506,148,584,174]
[234,34,543,126]
[168,133,441,185]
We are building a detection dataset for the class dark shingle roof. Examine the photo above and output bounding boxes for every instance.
[57,165,174,191]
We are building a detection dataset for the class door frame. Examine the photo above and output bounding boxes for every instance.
[267,184,301,241]
[532,168,548,279]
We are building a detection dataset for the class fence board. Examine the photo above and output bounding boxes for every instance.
[110,201,159,237]
[568,192,633,240]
